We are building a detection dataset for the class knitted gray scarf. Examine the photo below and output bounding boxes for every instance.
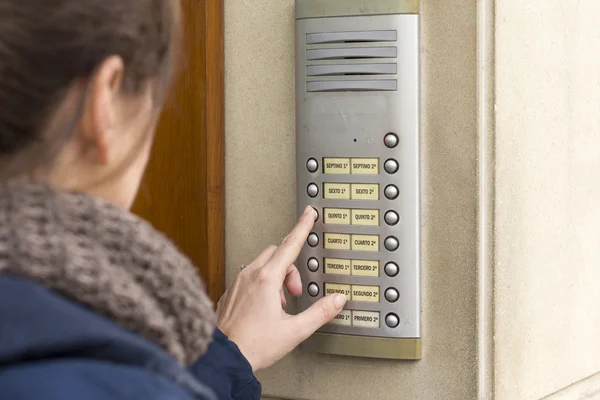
[0,179,216,365]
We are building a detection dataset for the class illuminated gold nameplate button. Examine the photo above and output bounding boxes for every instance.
[350,183,379,200]
[324,233,351,250]
[323,158,350,174]
[329,309,352,326]
[351,260,380,277]
[351,285,380,303]
[351,158,379,175]
[351,234,379,252]
[324,258,351,275]
[323,183,350,200]
[323,208,350,225]
[352,310,380,328]
[324,283,351,298]
[351,209,379,226]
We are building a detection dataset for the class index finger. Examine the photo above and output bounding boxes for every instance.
[264,206,316,278]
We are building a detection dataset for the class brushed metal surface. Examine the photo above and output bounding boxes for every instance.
[295,13,420,341]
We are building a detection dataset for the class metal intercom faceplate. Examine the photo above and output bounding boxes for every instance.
[295,0,421,359]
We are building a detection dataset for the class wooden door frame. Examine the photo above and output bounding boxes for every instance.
[133,0,225,304]
[203,0,225,303]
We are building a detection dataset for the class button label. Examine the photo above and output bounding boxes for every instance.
[351,234,379,252]
[351,209,379,226]
[323,183,351,200]
[352,310,380,328]
[324,233,351,250]
[324,258,351,275]
[351,285,380,302]
[351,158,379,175]
[351,260,380,277]
[323,158,350,174]
[350,183,379,200]
[324,283,352,298]
[329,309,352,326]
[323,208,350,225]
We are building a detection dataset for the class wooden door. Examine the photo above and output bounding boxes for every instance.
[132,0,225,304]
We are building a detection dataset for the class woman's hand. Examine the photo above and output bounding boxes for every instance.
[216,206,347,371]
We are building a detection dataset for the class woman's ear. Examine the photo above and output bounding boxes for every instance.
[81,56,125,165]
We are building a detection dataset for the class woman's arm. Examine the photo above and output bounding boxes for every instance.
[189,328,261,400]
[187,206,346,400]
[216,206,347,371]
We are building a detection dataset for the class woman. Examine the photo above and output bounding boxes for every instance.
[0,1,347,399]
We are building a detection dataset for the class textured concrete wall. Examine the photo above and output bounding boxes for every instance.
[494,1,600,399]
[224,0,600,399]
[224,1,479,399]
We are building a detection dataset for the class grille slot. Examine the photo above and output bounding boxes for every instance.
[306,30,397,44]
[307,80,397,92]
[306,63,397,76]
[306,47,397,61]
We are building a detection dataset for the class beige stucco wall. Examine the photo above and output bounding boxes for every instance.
[224,1,479,399]
[224,0,600,399]
[494,1,600,399]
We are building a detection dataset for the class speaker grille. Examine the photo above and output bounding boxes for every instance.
[305,30,398,92]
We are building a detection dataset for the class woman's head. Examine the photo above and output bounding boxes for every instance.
[0,0,181,208]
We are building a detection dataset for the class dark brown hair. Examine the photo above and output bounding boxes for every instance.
[0,0,181,177]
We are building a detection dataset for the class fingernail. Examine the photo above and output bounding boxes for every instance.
[333,294,346,309]
[303,206,313,215]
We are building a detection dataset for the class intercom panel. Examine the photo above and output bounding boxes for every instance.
[295,0,421,359]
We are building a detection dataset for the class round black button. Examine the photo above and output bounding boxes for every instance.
[308,283,320,297]
[384,185,399,200]
[307,233,319,247]
[384,262,399,277]
[384,133,399,148]
[307,257,319,272]
[384,288,400,303]
[384,236,399,251]
[307,183,319,198]
[384,159,399,174]
[385,313,400,328]
[384,210,399,226]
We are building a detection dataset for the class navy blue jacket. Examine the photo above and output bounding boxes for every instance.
[0,275,261,400]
